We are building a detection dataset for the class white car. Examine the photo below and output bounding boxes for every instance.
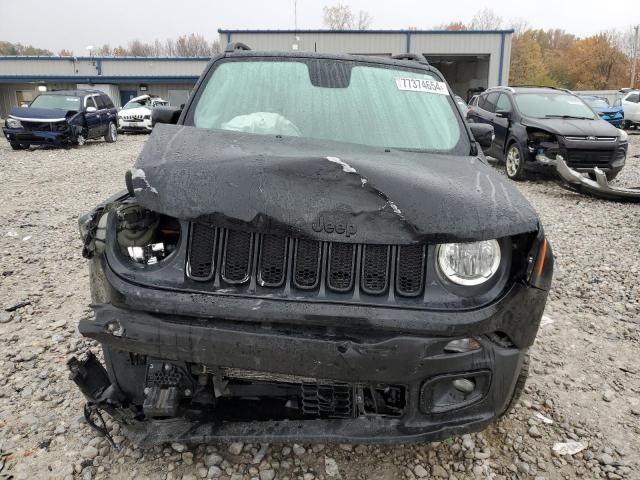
[117,95,169,133]
[620,90,640,128]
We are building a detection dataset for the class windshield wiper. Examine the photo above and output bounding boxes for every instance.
[544,114,593,120]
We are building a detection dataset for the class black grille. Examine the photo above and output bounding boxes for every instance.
[327,243,355,291]
[222,230,253,283]
[396,245,426,296]
[294,239,321,289]
[361,245,390,294]
[301,383,353,418]
[187,223,216,280]
[186,226,428,300]
[258,235,287,287]
[565,149,615,168]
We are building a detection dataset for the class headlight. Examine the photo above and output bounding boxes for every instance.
[437,240,501,286]
[6,117,23,129]
[618,129,628,142]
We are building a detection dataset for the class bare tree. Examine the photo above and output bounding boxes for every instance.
[509,17,530,35]
[164,38,176,57]
[323,3,354,29]
[211,40,222,56]
[356,10,373,30]
[95,44,113,56]
[58,49,74,56]
[175,34,211,57]
[470,8,503,30]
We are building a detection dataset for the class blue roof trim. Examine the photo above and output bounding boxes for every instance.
[0,56,211,61]
[0,75,199,84]
[218,28,515,35]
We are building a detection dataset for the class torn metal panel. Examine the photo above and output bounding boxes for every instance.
[131,124,540,244]
[555,157,640,202]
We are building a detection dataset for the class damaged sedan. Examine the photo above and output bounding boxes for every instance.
[70,44,553,446]
[3,89,118,149]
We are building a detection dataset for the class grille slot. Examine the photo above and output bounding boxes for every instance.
[565,149,615,168]
[293,239,321,289]
[258,235,287,287]
[187,223,216,280]
[396,244,426,296]
[221,230,253,284]
[327,243,356,292]
[361,245,390,294]
[301,383,353,418]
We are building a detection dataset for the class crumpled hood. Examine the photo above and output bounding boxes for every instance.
[130,124,539,244]
[522,116,622,137]
[9,106,75,121]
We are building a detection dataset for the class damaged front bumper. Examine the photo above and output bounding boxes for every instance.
[3,127,75,146]
[69,260,549,445]
[555,156,640,202]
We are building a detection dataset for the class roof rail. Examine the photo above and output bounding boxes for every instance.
[486,86,514,92]
[225,42,252,53]
[510,84,570,93]
[391,53,429,65]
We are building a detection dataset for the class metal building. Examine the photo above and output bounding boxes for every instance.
[0,29,512,118]
[218,29,513,97]
[0,56,210,118]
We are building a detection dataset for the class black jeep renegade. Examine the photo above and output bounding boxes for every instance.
[70,43,553,446]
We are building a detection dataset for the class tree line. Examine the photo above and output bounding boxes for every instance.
[1,6,637,90]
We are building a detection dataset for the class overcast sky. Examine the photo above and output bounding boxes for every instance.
[2,0,638,54]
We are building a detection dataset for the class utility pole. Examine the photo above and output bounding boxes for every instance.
[631,25,639,89]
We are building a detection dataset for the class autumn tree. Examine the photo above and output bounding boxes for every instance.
[509,31,556,86]
[439,21,467,31]
[0,41,52,56]
[322,3,372,30]
[565,33,629,89]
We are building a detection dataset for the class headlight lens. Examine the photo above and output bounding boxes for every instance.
[618,129,628,142]
[437,240,501,286]
[6,117,23,129]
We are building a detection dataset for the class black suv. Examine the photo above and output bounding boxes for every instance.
[69,45,553,446]
[467,86,628,180]
[3,89,118,149]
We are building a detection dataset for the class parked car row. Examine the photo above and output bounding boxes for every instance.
[2,91,169,149]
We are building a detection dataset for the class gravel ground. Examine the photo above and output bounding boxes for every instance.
[1,132,639,480]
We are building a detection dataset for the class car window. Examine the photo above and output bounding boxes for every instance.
[496,94,513,113]
[95,95,107,109]
[29,94,81,111]
[191,60,469,154]
[513,92,595,119]
[626,93,640,103]
[479,92,499,113]
[85,96,97,110]
[123,101,145,110]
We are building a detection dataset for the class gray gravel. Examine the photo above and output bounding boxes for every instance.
[1,132,639,479]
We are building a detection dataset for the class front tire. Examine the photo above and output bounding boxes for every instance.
[105,122,117,143]
[505,143,527,181]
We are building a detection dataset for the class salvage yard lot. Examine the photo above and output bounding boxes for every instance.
[1,133,639,480]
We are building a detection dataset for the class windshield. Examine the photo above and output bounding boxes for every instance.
[581,97,609,109]
[191,60,467,153]
[514,92,596,119]
[123,101,145,110]
[30,94,81,111]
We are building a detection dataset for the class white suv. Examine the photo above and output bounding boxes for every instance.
[621,90,640,128]
[117,95,169,133]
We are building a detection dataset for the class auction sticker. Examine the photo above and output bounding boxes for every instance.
[395,78,449,95]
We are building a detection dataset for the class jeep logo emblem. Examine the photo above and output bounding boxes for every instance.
[312,215,357,237]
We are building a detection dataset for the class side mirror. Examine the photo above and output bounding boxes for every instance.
[496,110,511,119]
[85,106,97,113]
[469,123,495,149]
[152,106,182,126]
